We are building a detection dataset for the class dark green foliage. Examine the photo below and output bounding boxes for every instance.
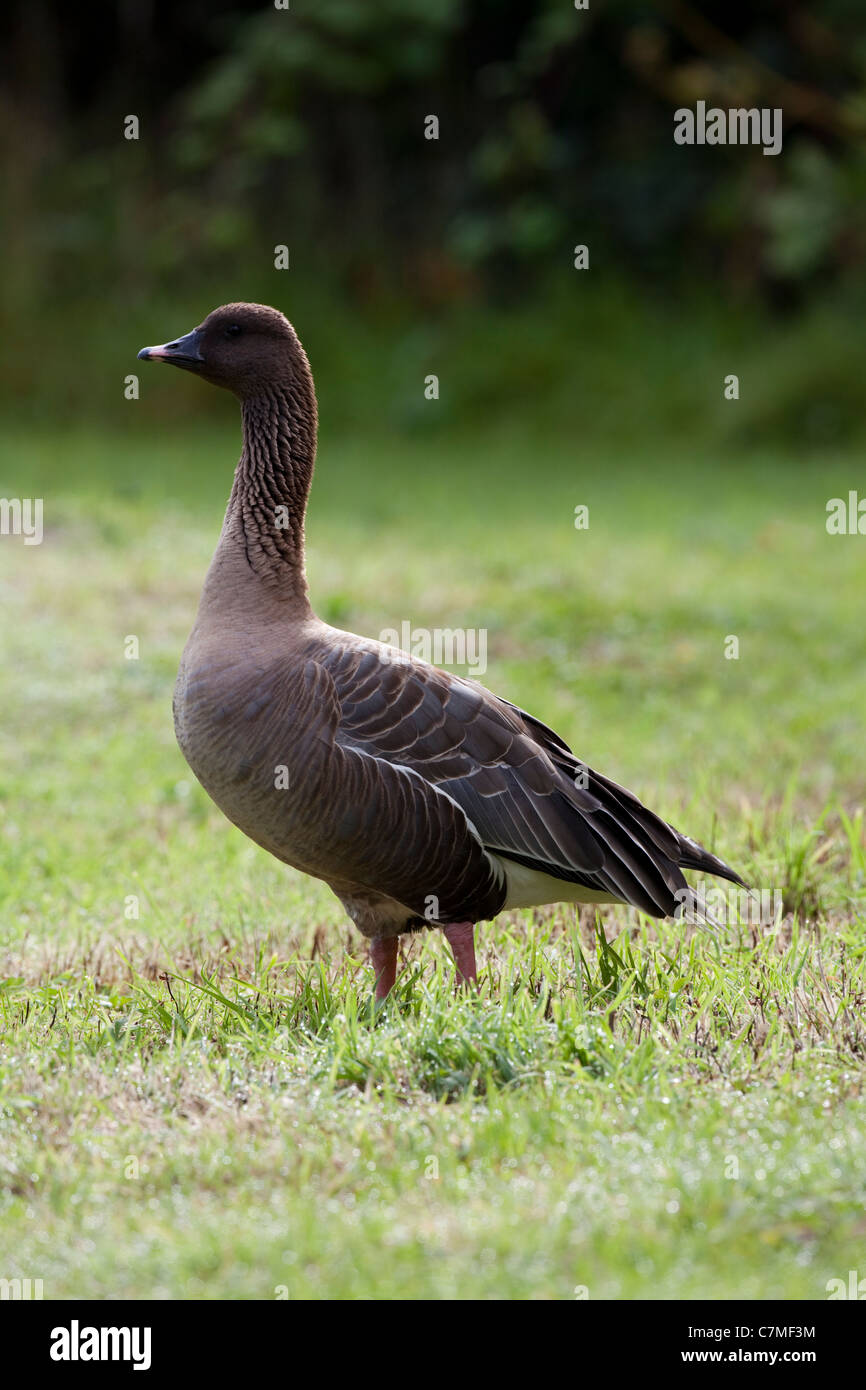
[3,1,866,409]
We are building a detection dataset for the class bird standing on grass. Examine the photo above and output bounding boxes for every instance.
[138,303,744,999]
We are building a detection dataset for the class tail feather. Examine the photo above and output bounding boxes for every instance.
[675,832,747,889]
[571,768,747,916]
[490,701,746,920]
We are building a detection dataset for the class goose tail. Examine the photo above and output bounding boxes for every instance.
[675,832,747,889]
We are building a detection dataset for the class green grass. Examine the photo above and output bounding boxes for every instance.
[1,416,865,1299]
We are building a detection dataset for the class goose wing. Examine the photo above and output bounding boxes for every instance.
[292,655,506,924]
[312,636,742,918]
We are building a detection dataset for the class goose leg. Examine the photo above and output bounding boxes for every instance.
[442,922,477,987]
[371,935,398,1000]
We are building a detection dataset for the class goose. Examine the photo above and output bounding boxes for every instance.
[138,303,744,1000]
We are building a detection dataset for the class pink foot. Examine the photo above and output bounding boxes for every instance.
[371,935,398,1000]
[442,922,477,987]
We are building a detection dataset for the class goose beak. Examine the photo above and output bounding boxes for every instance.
[137,327,204,369]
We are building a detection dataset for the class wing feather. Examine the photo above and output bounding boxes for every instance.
[308,630,742,919]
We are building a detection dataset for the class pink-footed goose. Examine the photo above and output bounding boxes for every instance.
[138,303,744,999]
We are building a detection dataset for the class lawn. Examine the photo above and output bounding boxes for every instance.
[1,416,864,1299]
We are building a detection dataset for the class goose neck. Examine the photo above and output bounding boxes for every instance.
[227,383,317,607]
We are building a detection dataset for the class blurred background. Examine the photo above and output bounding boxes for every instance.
[3,0,866,443]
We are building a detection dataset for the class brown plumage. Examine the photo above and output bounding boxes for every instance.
[138,303,744,998]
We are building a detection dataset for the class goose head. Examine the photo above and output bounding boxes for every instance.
[137,302,303,399]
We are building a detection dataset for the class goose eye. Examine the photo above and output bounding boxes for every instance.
[225,324,242,339]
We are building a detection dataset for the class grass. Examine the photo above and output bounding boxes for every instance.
[1,404,865,1299]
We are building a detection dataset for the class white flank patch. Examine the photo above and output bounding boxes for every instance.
[497,855,618,911]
